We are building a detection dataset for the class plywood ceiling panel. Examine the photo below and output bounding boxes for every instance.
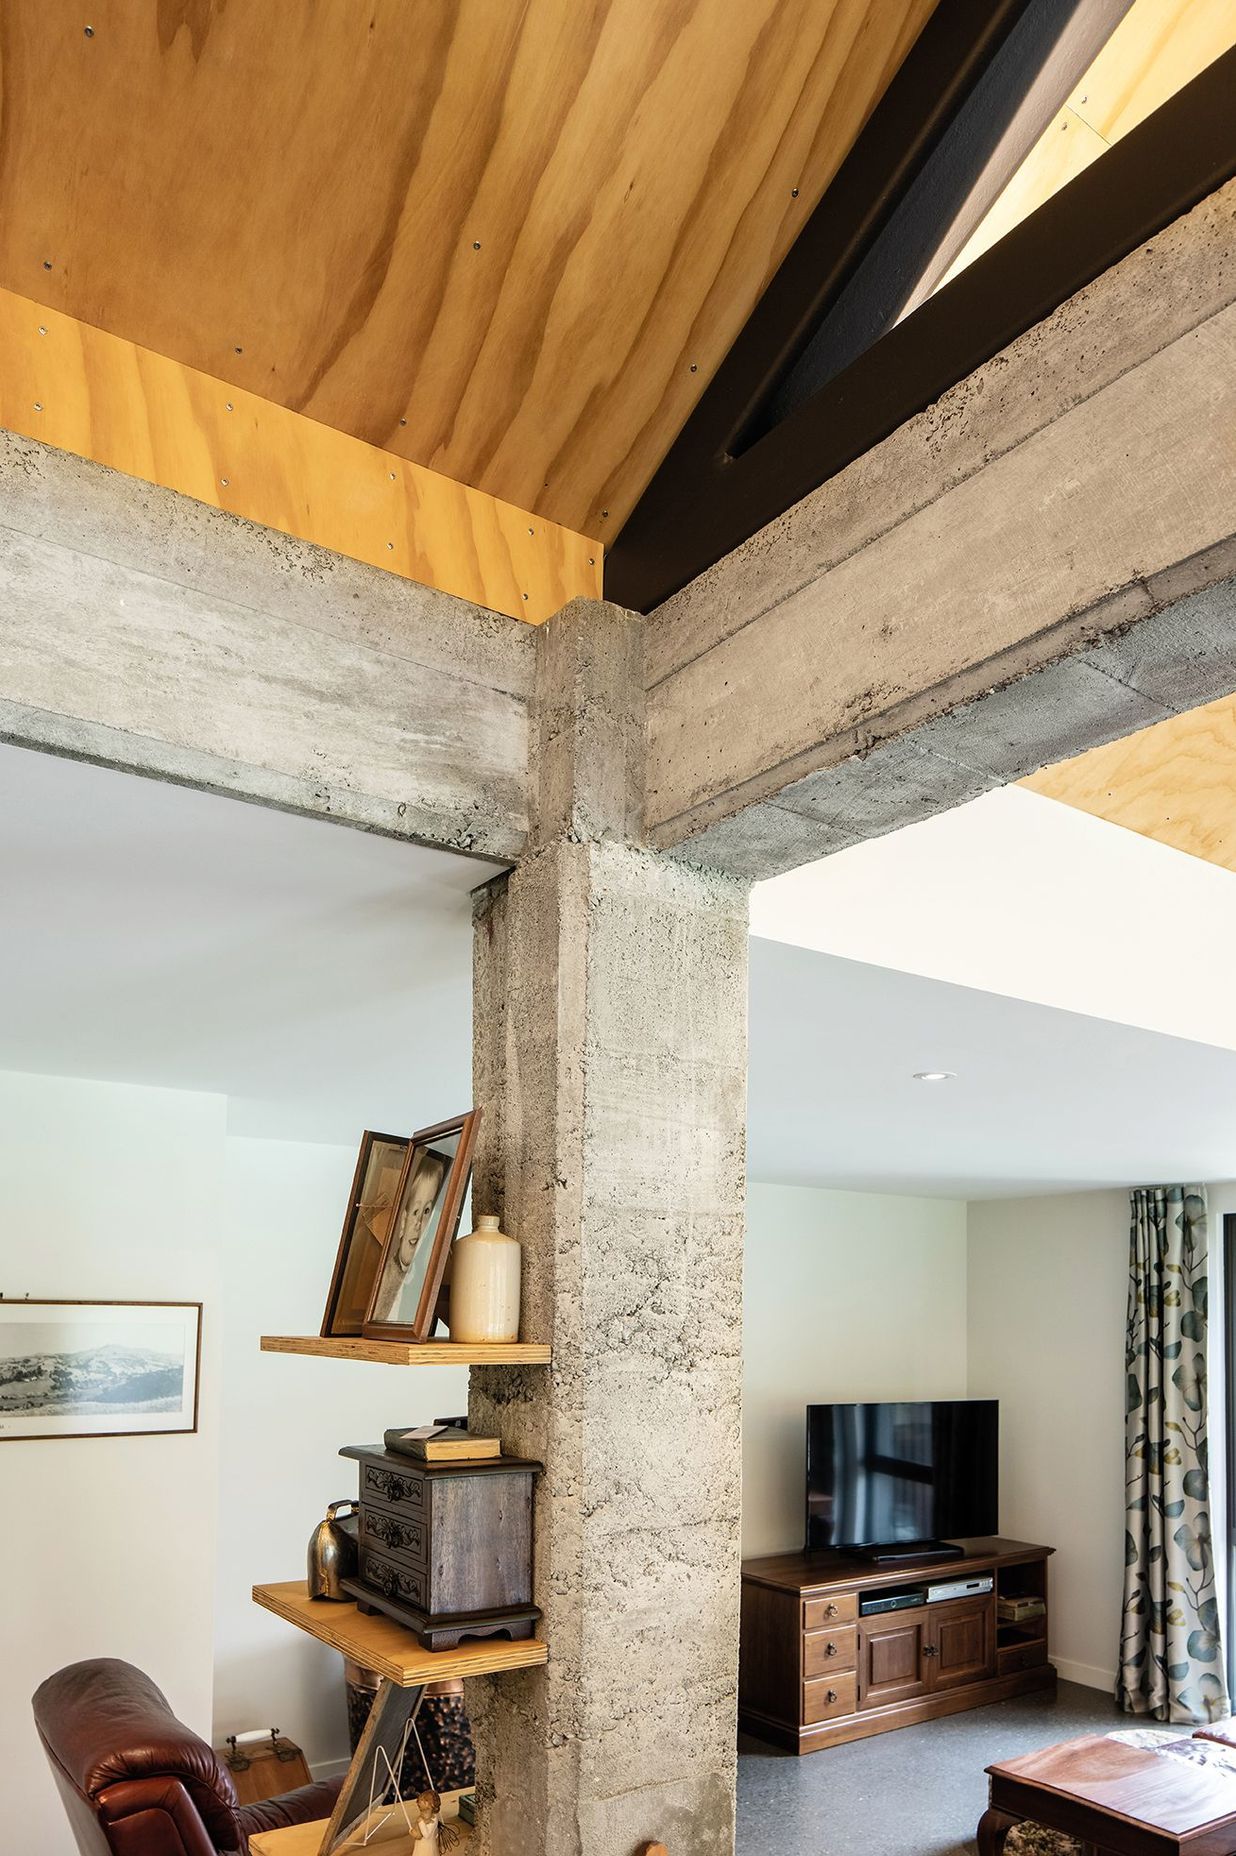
[1023,695,1236,874]
[0,287,600,622]
[0,0,935,538]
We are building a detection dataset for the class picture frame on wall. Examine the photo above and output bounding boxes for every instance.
[0,1299,201,1442]
[363,1111,479,1342]
[321,1131,411,1337]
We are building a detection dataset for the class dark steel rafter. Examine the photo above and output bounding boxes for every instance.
[607,18,1236,613]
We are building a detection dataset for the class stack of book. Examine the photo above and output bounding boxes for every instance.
[997,1594,1046,1624]
[383,1421,500,1462]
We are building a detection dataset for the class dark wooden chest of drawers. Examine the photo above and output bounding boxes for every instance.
[339,1444,541,1649]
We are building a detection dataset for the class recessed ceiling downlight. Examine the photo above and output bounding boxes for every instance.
[913,1070,956,1083]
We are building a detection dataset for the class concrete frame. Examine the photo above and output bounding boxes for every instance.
[646,178,1236,878]
[3,176,1235,1856]
[4,182,1234,888]
[468,611,748,1856]
[0,432,534,864]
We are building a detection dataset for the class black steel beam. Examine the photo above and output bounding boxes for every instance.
[608,39,1236,614]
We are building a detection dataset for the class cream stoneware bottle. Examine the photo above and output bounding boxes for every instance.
[449,1214,521,1343]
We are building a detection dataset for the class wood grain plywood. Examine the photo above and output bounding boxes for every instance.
[0,288,599,621]
[248,1802,471,1854]
[0,0,936,536]
[247,1796,471,1855]
[260,1335,551,1366]
[252,1581,547,1685]
[1067,0,1236,142]
[1023,695,1236,873]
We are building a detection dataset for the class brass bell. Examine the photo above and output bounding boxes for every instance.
[307,1499,358,1600]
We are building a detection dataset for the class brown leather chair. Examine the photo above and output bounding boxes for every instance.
[33,1658,343,1856]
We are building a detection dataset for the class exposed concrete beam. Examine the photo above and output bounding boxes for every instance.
[0,432,534,861]
[646,180,1236,879]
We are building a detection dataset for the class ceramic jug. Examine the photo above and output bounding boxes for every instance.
[449,1215,521,1343]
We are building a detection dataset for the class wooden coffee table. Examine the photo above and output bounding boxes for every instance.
[980,1734,1236,1856]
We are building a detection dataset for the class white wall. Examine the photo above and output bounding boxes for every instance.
[0,1078,472,1853]
[0,1071,225,1856]
[213,1137,468,1773]
[742,1183,968,1558]
[967,1190,1130,1690]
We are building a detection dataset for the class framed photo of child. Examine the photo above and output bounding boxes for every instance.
[363,1111,479,1341]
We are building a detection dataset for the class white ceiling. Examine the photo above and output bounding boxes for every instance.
[748,937,1236,1197]
[752,784,1236,1053]
[0,742,497,1141]
[4,742,1236,1196]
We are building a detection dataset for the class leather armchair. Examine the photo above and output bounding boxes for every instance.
[33,1658,343,1856]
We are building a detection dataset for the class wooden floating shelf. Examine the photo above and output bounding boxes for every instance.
[252,1581,547,1686]
[260,1334,551,1366]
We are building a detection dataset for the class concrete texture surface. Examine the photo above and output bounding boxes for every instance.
[646,180,1236,876]
[532,599,646,847]
[672,567,1236,880]
[0,430,533,860]
[468,602,750,1856]
[648,181,1236,689]
[469,842,749,1856]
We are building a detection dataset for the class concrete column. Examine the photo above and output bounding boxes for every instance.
[469,601,749,1856]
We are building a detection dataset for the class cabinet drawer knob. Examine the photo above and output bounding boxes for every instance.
[923,1644,938,1657]
[825,1603,839,1617]
[826,1688,838,1704]
[825,1641,838,1656]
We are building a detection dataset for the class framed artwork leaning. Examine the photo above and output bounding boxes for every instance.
[321,1132,411,1337]
[363,1110,479,1342]
[0,1299,201,1441]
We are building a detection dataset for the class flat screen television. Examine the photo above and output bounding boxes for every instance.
[805,1399,998,1557]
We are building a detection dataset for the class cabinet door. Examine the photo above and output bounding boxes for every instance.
[857,1614,929,1708]
[925,1597,995,1692]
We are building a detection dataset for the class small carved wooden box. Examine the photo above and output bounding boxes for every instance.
[338,1444,541,1650]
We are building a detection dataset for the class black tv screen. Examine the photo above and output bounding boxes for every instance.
[805,1400,998,1552]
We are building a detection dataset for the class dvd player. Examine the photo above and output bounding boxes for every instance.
[859,1588,926,1616]
[926,1574,994,1603]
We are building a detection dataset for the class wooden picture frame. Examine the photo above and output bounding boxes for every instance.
[320,1131,410,1337]
[320,1677,425,1852]
[0,1299,202,1441]
[363,1110,479,1342]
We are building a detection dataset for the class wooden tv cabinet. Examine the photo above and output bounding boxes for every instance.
[739,1537,1055,1754]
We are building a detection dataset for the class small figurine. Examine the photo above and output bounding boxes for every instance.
[410,1789,460,1851]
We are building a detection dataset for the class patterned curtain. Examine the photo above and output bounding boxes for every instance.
[1117,1185,1229,1723]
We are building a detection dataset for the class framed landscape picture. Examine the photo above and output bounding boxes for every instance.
[0,1300,201,1441]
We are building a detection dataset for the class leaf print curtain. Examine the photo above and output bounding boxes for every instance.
[1118,1185,1229,1723]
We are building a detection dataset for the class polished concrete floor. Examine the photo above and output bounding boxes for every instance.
[737,1681,1128,1856]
